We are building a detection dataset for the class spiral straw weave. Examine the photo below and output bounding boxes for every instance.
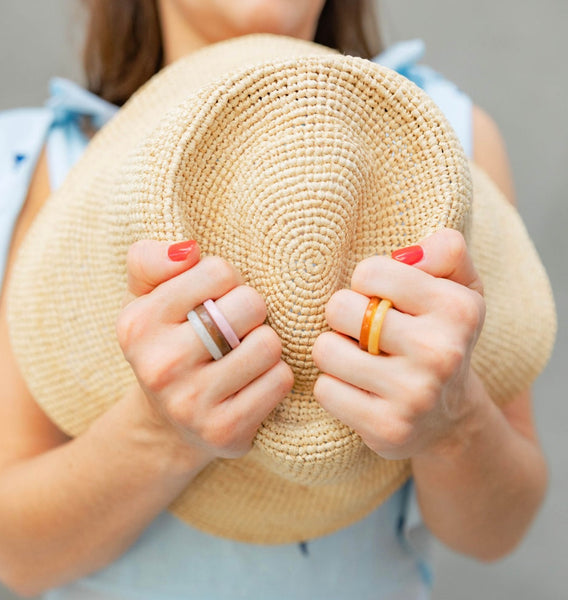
[7,35,556,542]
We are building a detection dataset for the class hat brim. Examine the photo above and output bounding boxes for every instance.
[7,34,555,543]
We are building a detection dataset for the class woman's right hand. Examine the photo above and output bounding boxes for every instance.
[117,239,294,464]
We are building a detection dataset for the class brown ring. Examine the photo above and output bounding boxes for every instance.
[194,304,232,356]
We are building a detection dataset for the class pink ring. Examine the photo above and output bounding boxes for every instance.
[203,299,240,349]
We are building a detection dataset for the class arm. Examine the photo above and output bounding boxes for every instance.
[409,106,547,560]
[411,383,546,561]
[313,107,548,561]
[0,152,293,595]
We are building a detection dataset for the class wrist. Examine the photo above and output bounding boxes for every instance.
[113,384,215,477]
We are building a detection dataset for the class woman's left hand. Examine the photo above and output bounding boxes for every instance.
[312,228,487,460]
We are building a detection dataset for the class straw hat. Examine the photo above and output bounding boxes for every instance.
[7,34,556,543]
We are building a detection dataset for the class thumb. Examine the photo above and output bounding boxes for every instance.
[125,239,200,302]
[391,228,484,296]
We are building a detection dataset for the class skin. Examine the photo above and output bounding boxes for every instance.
[0,1,547,595]
[158,0,327,63]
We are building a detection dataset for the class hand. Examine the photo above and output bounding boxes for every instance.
[117,240,294,462]
[312,229,486,460]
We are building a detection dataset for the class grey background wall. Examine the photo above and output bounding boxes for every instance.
[0,0,566,598]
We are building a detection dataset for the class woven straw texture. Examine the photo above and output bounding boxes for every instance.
[7,34,556,543]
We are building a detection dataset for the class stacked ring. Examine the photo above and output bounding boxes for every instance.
[367,299,392,355]
[359,296,392,355]
[203,299,240,349]
[187,300,240,361]
[359,297,379,350]
[195,304,232,356]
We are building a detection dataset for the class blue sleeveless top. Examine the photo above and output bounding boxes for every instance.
[0,40,472,600]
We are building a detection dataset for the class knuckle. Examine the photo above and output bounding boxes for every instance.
[311,331,335,368]
[439,343,467,378]
[312,373,324,401]
[387,367,437,420]
[351,255,387,290]
[474,293,487,326]
[409,372,441,413]
[163,392,196,429]
[200,415,240,452]
[126,240,154,287]
[202,256,238,289]
[163,380,207,431]
[416,333,465,382]
[448,289,484,332]
[126,240,146,272]
[138,351,180,394]
[115,310,135,352]
[239,285,267,324]
[411,332,437,360]
[442,229,468,265]
[311,336,324,367]
[312,374,327,404]
[116,299,151,354]
[325,289,350,322]
[254,325,283,364]
[382,417,414,449]
[275,361,295,396]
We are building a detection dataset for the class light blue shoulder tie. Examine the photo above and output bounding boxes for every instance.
[0,78,117,286]
[374,39,473,159]
[45,77,118,190]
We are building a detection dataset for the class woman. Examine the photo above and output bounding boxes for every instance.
[0,1,549,597]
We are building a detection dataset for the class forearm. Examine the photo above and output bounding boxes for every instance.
[411,374,548,561]
[0,387,210,596]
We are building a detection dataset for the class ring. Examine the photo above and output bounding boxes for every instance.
[203,299,240,349]
[195,304,232,356]
[367,299,392,355]
[359,297,379,350]
[187,300,239,361]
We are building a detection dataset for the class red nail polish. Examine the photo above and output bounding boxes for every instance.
[168,240,197,261]
[391,245,424,265]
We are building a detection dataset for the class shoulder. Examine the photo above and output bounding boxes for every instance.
[0,78,118,199]
[0,107,53,176]
[0,108,54,286]
[0,79,117,288]
[472,105,516,204]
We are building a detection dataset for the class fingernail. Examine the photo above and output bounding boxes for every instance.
[391,245,424,265]
[168,240,197,261]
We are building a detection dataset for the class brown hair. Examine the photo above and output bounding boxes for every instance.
[83,0,383,106]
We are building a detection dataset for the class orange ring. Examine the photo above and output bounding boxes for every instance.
[359,297,380,351]
[367,299,392,355]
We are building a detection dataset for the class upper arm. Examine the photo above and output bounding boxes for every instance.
[472,105,540,441]
[0,148,70,472]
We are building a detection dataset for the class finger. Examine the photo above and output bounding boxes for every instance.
[348,259,484,357]
[325,289,413,355]
[198,325,284,403]
[213,360,294,440]
[312,331,403,397]
[170,284,267,364]
[351,255,438,315]
[314,373,392,443]
[314,374,414,459]
[150,255,245,323]
[392,228,484,296]
[126,240,200,300]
